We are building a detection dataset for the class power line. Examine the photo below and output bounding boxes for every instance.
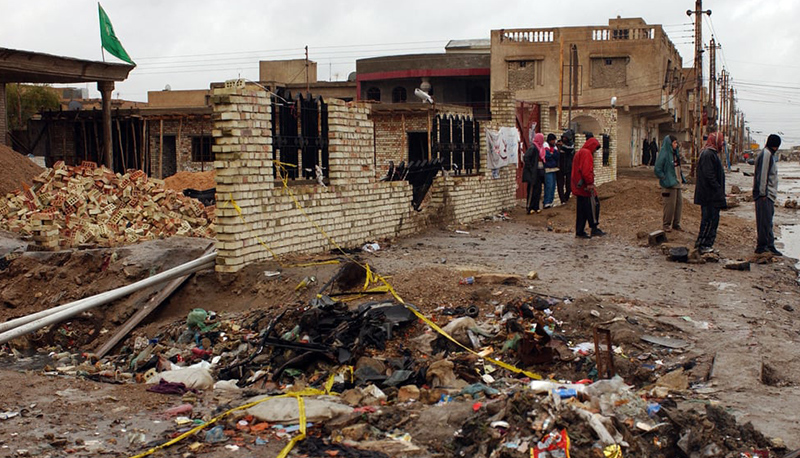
[134,39,449,61]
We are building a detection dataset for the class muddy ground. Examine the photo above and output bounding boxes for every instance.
[0,166,799,457]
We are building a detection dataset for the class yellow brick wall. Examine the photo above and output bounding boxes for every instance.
[213,86,517,272]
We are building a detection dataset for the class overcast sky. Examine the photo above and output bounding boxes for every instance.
[1,0,798,146]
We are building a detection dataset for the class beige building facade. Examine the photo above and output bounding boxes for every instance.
[491,17,688,168]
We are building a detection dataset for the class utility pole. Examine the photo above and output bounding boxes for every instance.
[719,71,727,142]
[567,45,577,129]
[305,45,310,94]
[707,38,721,128]
[687,1,712,176]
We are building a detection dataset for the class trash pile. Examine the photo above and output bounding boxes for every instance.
[0,162,215,250]
[5,259,784,458]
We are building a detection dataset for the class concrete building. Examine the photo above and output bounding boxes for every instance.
[491,17,688,169]
[356,40,491,120]
[259,59,356,101]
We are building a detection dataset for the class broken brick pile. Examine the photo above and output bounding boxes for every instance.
[0,161,216,250]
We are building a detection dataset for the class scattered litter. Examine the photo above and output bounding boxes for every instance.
[362,242,381,253]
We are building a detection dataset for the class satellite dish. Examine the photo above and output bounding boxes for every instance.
[67,100,82,111]
[164,84,172,91]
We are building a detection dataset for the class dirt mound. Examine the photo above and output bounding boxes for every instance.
[0,144,44,195]
[164,170,216,191]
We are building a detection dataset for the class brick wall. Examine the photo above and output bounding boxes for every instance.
[149,115,214,177]
[0,83,7,146]
[373,112,428,176]
[212,86,518,272]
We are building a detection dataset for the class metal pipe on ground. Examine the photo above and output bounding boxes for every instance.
[0,252,217,344]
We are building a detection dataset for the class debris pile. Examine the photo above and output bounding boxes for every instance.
[0,161,215,250]
[5,272,783,458]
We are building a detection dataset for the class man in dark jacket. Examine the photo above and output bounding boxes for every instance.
[571,136,605,238]
[648,138,659,166]
[556,129,575,204]
[753,134,782,255]
[522,141,542,214]
[694,132,726,253]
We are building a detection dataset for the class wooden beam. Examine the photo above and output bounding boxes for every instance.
[94,244,215,358]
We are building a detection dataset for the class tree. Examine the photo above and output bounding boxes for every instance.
[5,84,60,130]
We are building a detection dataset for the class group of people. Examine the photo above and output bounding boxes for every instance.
[523,128,784,255]
[654,131,783,256]
[522,130,605,238]
[522,132,568,213]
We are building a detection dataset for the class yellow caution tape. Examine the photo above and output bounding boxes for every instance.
[189,161,541,458]
[129,383,335,458]
[224,193,282,264]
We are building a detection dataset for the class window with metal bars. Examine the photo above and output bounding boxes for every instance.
[270,89,329,182]
[430,114,480,175]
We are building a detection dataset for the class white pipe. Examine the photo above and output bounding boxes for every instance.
[0,252,217,344]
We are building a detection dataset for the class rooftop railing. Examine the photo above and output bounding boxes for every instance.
[500,29,556,43]
[592,27,656,41]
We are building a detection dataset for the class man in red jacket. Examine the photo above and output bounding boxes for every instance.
[571,135,606,238]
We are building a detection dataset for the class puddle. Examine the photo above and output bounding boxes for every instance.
[778,163,800,196]
[778,224,800,269]
[776,163,800,273]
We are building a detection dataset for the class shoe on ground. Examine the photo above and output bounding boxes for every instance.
[755,247,767,254]
[544,203,553,209]
[768,247,783,256]
[672,225,683,231]
[575,232,591,239]
[699,246,714,254]
[663,226,672,233]
[535,209,542,214]
[591,228,606,237]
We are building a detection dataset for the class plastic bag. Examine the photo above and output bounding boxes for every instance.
[533,429,570,458]
[148,365,214,390]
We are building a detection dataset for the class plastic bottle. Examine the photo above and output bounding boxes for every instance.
[459,276,475,285]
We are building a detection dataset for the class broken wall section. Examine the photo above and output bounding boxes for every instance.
[212,86,517,272]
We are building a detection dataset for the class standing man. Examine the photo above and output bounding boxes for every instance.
[572,134,606,238]
[694,132,726,253]
[522,138,542,214]
[753,134,782,255]
[556,129,575,204]
[654,134,685,232]
[649,138,659,166]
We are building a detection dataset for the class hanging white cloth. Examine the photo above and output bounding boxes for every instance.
[485,127,520,170]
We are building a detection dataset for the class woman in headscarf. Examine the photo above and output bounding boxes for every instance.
[654,134,685,232]
[543,133,560,208]
[694,132,726,253]
[522,133,546,214]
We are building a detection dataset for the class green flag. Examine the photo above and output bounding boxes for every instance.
[98,3,135,65]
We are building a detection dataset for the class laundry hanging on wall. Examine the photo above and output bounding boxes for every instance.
[485,127,520,171]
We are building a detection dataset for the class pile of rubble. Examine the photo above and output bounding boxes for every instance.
[0,162,215,250]
[4,264,783,458]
